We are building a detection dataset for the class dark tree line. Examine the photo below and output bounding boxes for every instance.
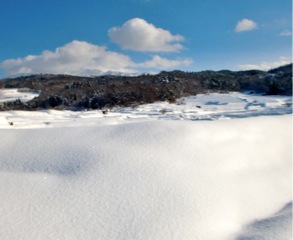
[0,64,291,111]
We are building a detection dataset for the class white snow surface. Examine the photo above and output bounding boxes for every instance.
[0,92,292,240]
[0,92,291,128]
[0,88,39,103]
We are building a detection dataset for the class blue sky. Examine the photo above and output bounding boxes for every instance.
[0,0,291,77]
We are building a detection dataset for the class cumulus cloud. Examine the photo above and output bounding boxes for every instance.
[137,55,192,69]
[235,18,257,32]
[108,18,184,52]
[0,40,193,76]
[0,19,192,77]
[0,41,135,76]
[237,57,291,71]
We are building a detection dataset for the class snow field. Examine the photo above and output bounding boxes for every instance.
[0,92,291,128]
[0,115,291,240]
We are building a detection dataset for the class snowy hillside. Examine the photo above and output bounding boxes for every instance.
[0,93,292,240]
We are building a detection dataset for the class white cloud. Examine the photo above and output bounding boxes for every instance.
[0,41,194,77]
[137,55,192,69]
[235,18,257,32]
[108,18,184,52]
[0,19,192,77]
[280,30,292,36]
[0,41,135,76]
[237,57,291,71]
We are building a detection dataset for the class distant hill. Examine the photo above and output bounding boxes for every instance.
[0,64,292,111]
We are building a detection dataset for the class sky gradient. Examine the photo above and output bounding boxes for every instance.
[0,0,291,77]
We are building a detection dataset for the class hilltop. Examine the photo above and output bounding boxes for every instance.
[0,64,291,111]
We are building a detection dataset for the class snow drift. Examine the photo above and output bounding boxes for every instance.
[0,114,291,240]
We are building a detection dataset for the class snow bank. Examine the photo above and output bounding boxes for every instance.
[0,115,291,240]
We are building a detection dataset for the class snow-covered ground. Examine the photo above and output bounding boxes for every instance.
[0,88,40,103]
[0,92,292,240]
[0,92,291,128]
